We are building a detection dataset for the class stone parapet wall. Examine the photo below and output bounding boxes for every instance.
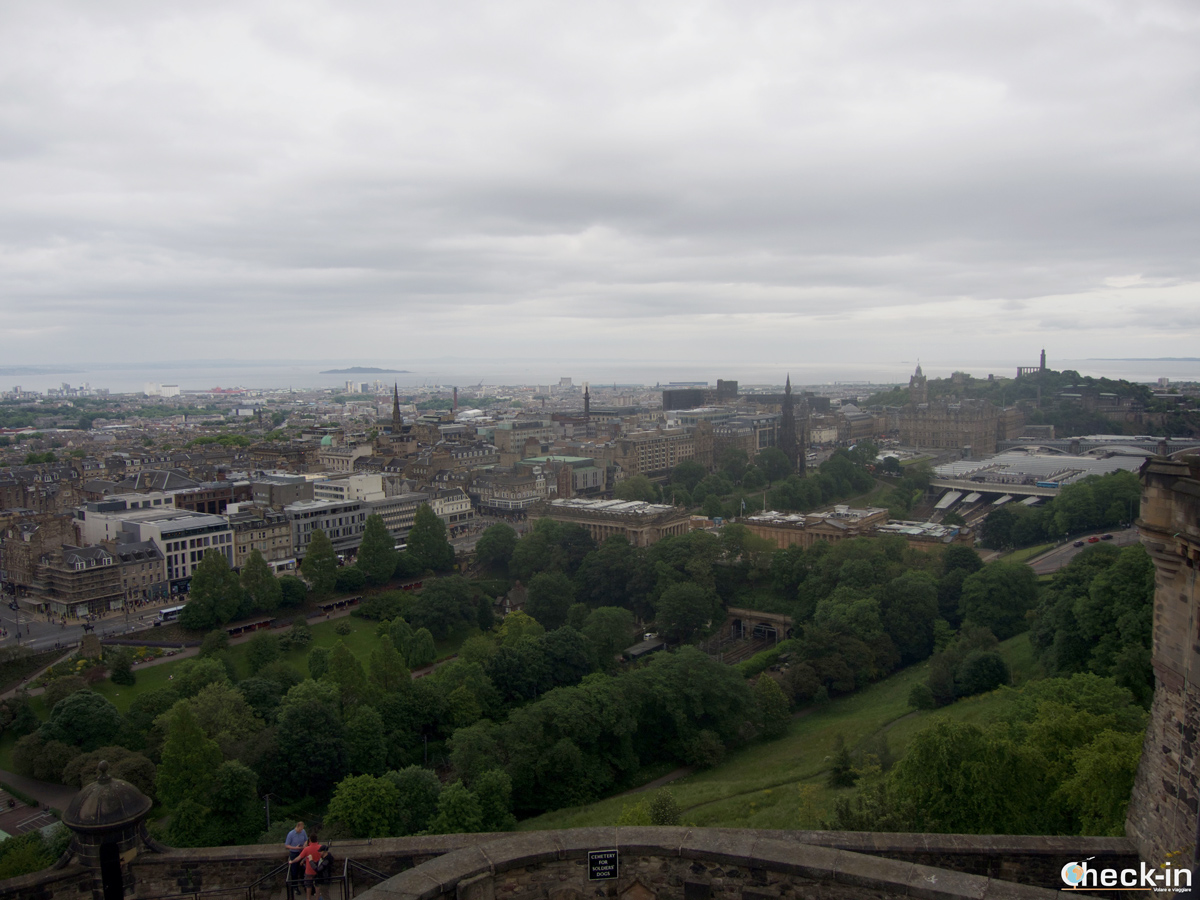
[353,828,1074,900]
[0,863,90,900]
[0,829,1136,898]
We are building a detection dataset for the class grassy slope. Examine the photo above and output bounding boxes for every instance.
[518,632,1038,832]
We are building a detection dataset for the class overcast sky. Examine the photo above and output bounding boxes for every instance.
[1,0,1197,376]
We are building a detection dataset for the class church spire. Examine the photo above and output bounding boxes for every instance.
[780,374,798,475]
[391,383,402,434]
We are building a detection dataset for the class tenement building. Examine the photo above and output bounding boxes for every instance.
[33,545,123,617]
[226,506,294,572]
[536,498,691,547]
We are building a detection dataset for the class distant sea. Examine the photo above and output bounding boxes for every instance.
[2,357,1197,395]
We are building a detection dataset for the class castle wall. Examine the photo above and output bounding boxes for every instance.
[1126,456,1200,869]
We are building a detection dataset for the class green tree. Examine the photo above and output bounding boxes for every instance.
[345,706,387,776]
[198,629,230,658]
[325,640,368,709]
[582,607,636,671]
[887,719,1044,834]
[203,760,263,845]
[405,628,437,669]
[279,574,308,607]
[358,514,398,586]
[239,549,282,615]
[108,648,136,686]
[181,549,243,629]
[654,582,718,643]
[671,459,707,492]
[757,447,793,483]
[827,735,859,788]
[1059,729,1144,835]
[409,576,476,639]
[368,635,411,694]
[42,675,88,710]
[245,632,281,674]
[384,766,442,835]
[474,768,516,831]
[327,774,401,838]
[300,529,338,596]
[955,651,1010,697]
[959,562,1038,640]
[615,475,658,502]
[336,563,366,593]
[429,780,483,834]
[273,695,347,800]
[39,691,123,751]
[156,705,222,808]
[525,572,575,631]
[753,675,790,739]
[719,447,749,483]
[308,646,331,680]
[879,573,939,664]
[474,523,517,573]
[408,505,455,572]
[185,681,266,760]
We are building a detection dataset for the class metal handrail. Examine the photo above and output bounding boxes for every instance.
[346,858,390,881]
[127,856,391,900]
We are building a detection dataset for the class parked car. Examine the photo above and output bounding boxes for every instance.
[1087,536,1101,544]
[1101,533,1114,540]
[1073,540,1085,547]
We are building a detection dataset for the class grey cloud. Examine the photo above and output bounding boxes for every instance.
[0,0,1198,367]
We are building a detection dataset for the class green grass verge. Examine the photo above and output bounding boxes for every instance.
[517,633,1033,832]
[999,542,1056,564]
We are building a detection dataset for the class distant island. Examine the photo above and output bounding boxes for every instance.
[320,366,410,375]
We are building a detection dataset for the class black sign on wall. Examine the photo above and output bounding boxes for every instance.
[587,849,619,881]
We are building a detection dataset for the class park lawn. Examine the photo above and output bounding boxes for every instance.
[517,633,1033,832]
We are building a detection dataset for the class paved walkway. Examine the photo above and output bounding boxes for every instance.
[0,768,78,813]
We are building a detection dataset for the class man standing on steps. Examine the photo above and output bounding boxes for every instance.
[285,820,307,885]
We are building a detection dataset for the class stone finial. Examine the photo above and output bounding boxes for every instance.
[96,760,110,784]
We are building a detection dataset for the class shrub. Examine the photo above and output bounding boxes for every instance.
[908,683,936,710]
[335,621,352,636]
[109,649,135,686]
[648,790,682,825]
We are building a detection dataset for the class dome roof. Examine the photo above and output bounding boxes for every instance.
[320,435,334,446]
[63,761,152,833]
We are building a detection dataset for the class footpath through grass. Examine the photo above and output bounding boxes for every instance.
[518,633,1036,832]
